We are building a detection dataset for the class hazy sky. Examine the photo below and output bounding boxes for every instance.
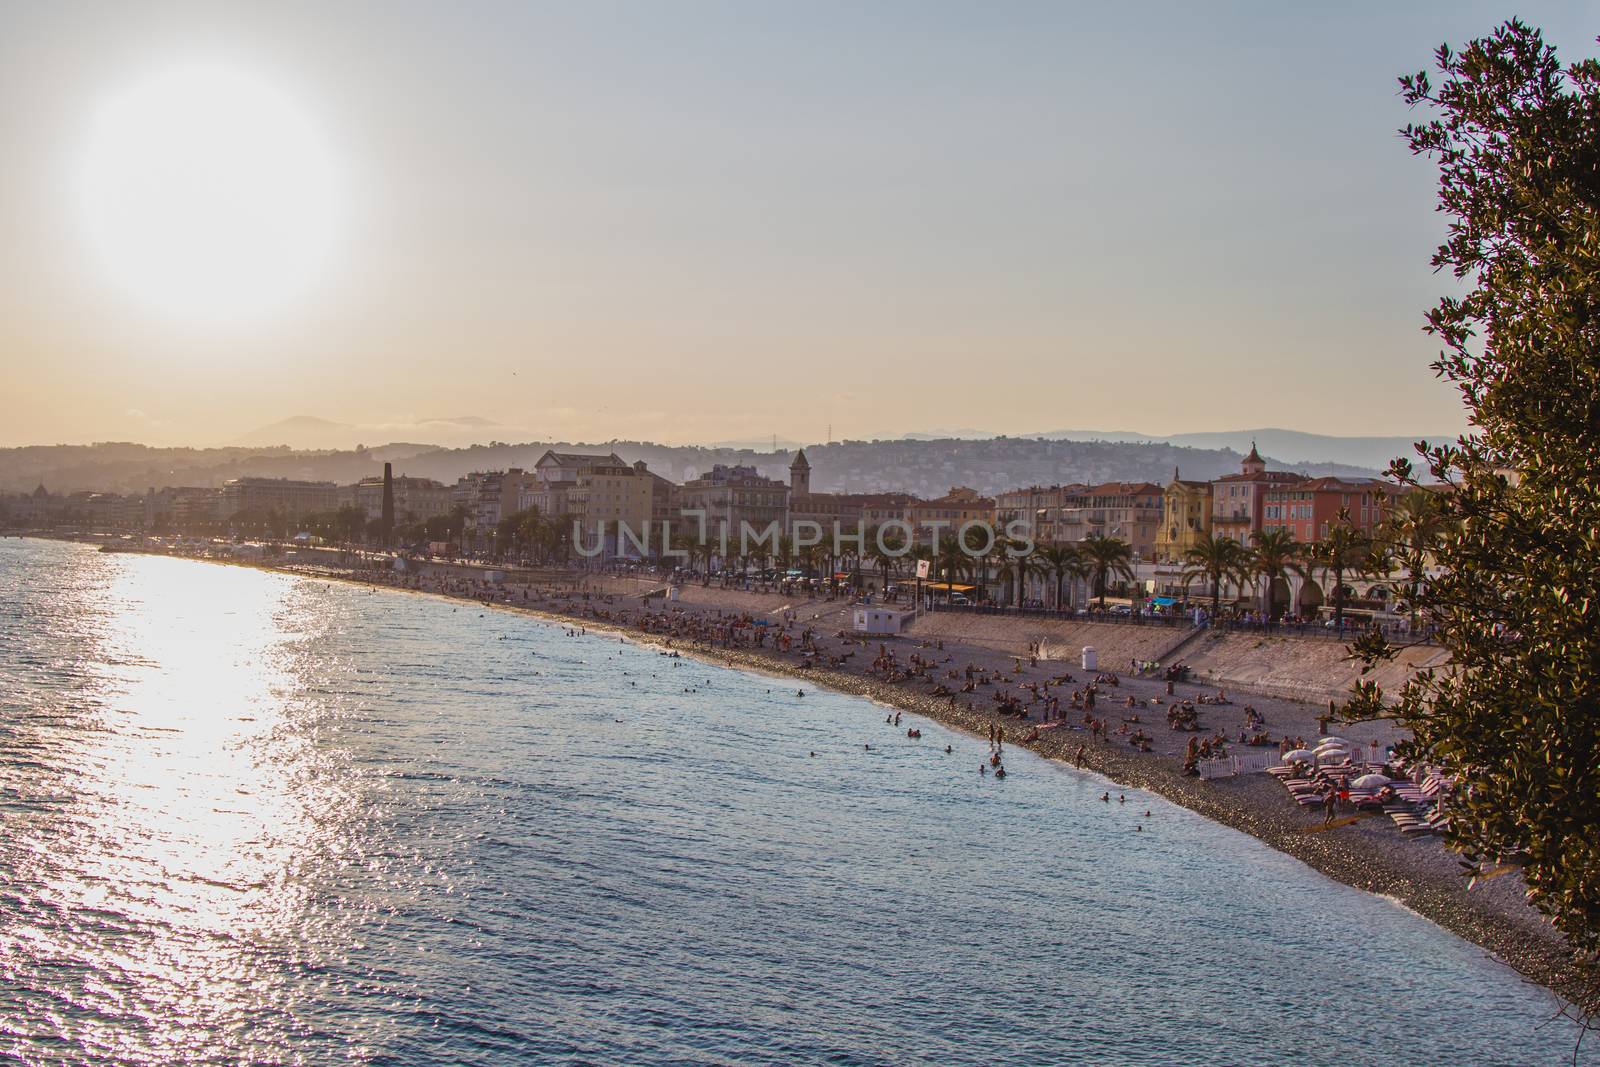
[1,1,1593,448]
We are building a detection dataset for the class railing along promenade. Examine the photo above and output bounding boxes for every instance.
[924,602,1426,643]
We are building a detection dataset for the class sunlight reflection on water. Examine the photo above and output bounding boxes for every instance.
[0,539,1593,1067]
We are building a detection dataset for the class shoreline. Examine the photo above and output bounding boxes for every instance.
[37,537,1595,1012]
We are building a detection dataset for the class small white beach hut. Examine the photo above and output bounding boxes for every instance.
[853,607,906,635]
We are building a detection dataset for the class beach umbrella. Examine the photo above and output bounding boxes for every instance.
[1284,748,1316,762]
[1353,773,1390,789]
[1315,743,1350,756]
[1318,736,1349,746]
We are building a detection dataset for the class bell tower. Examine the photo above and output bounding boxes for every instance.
[789,449,811,498]
[1241,441,1266,476]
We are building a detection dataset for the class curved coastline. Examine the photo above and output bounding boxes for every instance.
[47,539,1594,1014]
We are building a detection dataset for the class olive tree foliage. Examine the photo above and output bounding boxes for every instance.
[1345,20,1600,962]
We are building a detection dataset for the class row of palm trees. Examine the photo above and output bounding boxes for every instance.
[465,487,1452,621]
[895,530,1136,609]
[633,523,1134,609]
[1179,490,1450,623]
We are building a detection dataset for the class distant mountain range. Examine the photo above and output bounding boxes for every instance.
[899,426,1454,471]
[1023,427,1457,471]
[2,433,1383,500]
[233,416,1453,473]
[231,414,535,450]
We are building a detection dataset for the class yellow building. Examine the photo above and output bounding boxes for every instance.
[1154,470,1213,563]
[569,460,655,558]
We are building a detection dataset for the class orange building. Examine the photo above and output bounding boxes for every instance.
[1261,477,1400,544]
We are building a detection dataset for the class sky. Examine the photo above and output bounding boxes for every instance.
[0,1,1594,449]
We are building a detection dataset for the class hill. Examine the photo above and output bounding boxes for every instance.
[1028,427,1455,471]
[0,436,1377,498]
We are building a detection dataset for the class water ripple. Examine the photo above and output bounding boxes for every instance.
[0,539,1591,1065]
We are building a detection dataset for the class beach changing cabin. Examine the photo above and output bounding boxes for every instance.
[853,607,907,635]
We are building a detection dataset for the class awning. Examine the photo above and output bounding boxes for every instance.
[1151,596,1178,606]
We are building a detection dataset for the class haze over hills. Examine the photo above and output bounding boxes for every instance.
[233,415,1446,474]
[1024,427,1456,471]
[231,415,538,451]
[901,427,1451,471]
[2,434,1381,500]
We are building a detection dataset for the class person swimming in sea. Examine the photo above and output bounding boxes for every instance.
[994,765,1007,779]
[1100,792,1110,803]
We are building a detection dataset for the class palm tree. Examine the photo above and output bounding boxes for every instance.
[1181,532,1250,619]
[1309,508,1371,626]
[1036,543,1087,611]
[934,534,970,603]
[1247,527,1306,619]
[803,539,831,583]
[668,528,698,575]
[1079,534,1134,607]
[867,526,904,594]
[539,512,577,565]
[956,524,995,601]
[995,539,1039,607]
[1379,488,1448,629]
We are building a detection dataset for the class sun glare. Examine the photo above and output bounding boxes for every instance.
[77,63,343,322]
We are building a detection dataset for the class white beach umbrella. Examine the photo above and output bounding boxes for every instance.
[1315,743,1350,757]
[1352,773,1390,789]
[1284,748,1316,762]
[1318,736,1349,746]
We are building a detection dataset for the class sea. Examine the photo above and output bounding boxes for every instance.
[0,538,1590,1065]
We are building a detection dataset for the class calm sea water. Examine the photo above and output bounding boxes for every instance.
[0,538,1589,1066]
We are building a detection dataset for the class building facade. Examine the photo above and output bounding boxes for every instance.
[219,478,340,521]
[1153,471,1213,562]
[906,487,996,548]
[525,451,626,521]
[568,458,654,558]
[1029,482,1162,558]
[349,475,453,523]
[1261,477,1400,544]
[677,463,789,557]
[1210,444,1305,544]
